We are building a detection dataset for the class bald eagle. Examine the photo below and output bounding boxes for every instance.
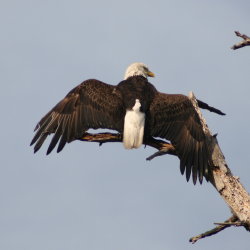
[31,62,224,184]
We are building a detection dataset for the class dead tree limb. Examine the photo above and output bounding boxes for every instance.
[78,92,250,242]
[188,92,250,242]
[189,215,238,243]
[231,31,250,50]
[79,133,177,156]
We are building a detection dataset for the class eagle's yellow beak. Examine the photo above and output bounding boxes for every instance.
[147,71,155,77]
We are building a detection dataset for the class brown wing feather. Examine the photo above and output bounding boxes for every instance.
[30,79,125,154]
[148,93,211,184]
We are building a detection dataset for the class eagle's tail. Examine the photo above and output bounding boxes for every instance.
[123,99,145,149]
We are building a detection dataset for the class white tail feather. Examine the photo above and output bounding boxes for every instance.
[123,99,145,149]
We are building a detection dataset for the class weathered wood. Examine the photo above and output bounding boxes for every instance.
[188,92,250,232]
[189,215,238,243]
[231,31,250,50]
[79,133,176,156]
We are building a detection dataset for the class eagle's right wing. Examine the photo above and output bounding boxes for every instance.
[148,93,212,184]
[30,79,125,154]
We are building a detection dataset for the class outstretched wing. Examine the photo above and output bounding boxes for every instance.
[30,79,125,154]
[148,93,211,184]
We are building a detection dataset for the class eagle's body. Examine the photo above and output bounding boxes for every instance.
[118,74,157,149]
[31,62,224,184]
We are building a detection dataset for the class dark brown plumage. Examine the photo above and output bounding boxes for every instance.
[148,93,211,183]
[31,63,224,184]
[31,79,125,154]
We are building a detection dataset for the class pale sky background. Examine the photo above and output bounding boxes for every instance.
[1,1,250,250]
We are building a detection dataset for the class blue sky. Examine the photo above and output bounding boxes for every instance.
[1,1,250,249]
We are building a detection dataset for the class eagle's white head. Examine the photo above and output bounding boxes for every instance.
[124,62,155,80]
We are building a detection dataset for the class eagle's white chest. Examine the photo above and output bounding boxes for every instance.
[123,99,145,149]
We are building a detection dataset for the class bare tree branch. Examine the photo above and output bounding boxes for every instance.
[79,132,177,156]
[231,31,250,50]
[188,92,250,234]
[189,215,238,243]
